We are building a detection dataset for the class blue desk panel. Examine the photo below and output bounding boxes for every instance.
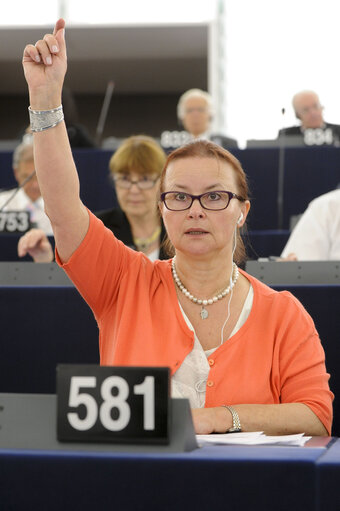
[273,285,340,438]
[317,438,340,511]
[72,149,117,211]
[232,147,279,230]
[245,230,290,259]
[0,444,325,511]
[0,234,55,262]
[0,287,99,393]
[231,146,340,230]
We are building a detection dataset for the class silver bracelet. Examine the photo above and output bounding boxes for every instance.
[28,105,64,133]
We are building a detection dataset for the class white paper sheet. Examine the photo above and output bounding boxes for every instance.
[197,432,312,446]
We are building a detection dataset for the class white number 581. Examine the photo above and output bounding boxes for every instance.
[67,375,155,432]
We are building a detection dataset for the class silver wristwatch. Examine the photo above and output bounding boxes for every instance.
[222,405,242,433]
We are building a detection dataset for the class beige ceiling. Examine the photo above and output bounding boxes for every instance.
[0,24,208,94]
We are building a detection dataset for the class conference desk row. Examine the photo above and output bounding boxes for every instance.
[1,146,340,230]
[0,432,339,511]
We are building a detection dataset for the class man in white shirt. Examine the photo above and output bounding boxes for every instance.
[0,140,53,235]
[281,189,340,260]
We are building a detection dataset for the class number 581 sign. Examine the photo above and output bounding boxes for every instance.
[57,365,170,444]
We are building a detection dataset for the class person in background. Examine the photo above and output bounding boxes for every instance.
[0,141,52,234]
[278,90,340,146]
[18,135,168,262]
[281,189,340,260]
[177,88,238,149]
[22,18,332,436]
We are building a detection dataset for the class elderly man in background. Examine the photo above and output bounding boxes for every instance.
[278,90,340,146]
[0,141,53,234]
[176,88,238,149]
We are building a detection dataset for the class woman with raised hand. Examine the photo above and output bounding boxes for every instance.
[22,20,333,436]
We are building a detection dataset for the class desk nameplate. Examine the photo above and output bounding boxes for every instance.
[0,392,197,453]
[57,365,170,445]
[0,211,31,233]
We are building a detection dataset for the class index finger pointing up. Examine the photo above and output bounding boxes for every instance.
[53,18,66,56]
[53,18,66,36]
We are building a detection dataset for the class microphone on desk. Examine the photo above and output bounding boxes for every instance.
[0,170,36,213]
[277,107,286,230]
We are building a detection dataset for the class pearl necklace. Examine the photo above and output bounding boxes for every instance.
[171,256,239,319]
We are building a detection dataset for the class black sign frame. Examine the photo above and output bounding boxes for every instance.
[0,211,31,233]
[57,364,170,445]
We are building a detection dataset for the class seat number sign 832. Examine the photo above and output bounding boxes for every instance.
[57,365,170,444]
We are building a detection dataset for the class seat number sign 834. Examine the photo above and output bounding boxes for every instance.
[57,365,170,444]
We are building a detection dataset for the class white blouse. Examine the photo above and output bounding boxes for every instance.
[171,285,254,408]
[147,247,160,262]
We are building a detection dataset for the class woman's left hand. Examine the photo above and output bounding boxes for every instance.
[192,403,329,436]
[191,407,231,434]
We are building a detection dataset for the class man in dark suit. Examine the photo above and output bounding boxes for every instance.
[278,90,340,146]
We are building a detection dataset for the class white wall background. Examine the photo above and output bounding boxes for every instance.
[1,0,215,26]
[222,0,340,146]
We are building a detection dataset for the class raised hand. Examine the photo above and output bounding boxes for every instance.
[22,18,67,109]
[21,18,90,263]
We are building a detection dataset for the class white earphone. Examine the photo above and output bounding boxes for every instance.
[237,212,244,225]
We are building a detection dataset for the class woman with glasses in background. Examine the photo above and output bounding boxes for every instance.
[96,135,167,261]
[18,135,168,262]
[21,19,333,436]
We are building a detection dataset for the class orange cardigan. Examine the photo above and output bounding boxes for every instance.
[57,211,333,434]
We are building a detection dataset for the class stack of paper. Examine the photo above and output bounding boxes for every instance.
[197,431,312,447]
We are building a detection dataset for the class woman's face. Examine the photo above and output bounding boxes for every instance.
[161,156,249,258]
[114,171,160,219]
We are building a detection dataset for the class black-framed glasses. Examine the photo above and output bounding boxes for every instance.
[160,191,245,211]
[113,175,159,190]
